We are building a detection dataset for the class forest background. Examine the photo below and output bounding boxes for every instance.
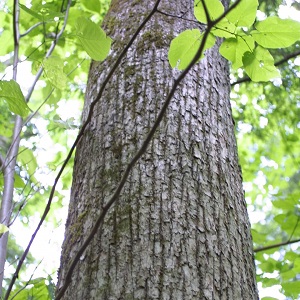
[0,0,300,299]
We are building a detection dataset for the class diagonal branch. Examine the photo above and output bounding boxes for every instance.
[254,238,300,253]
[20,22,44,37]
[254,217,300,253]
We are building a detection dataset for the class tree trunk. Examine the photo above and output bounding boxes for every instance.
[57,0,259,299]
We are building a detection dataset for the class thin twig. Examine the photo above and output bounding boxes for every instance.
[10,259,44,300]
[254,214,300,253]
[254,238,300,253]
[156,9,200,25]
[0,155,4,170]
[288,216,300,243]
[20,21,44,37]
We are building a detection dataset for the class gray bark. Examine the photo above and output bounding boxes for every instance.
[57,0,258,299]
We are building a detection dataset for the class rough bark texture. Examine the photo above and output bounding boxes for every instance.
[57,0,258,299]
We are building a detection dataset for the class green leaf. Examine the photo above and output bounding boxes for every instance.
[19,3,44,21]
[42,56,68,90]
[0,29,14,56]
[12,278,52,300]
[194,0,224,23]
[226,0,258,27]
[261,297,279,300]
[168,29,215,70]
[219,35,255,69]
[0,224,9,236]
[18,146,38,177]
[259,261,276,273]
[273,214,286,226]
[272,192,300,210]
[261,277,280,288]
[251,229,268,244]
[211,19,237,38]
[282,281,300,298]
[251,16,300,48]
[51,115,78,129]
[81,0,101,14]
[0,80,30,117]
[281,269,297,281]
[14,174,25,189]
[242,46,280,82]
[19,3,64,22]
[273,214,299,234]
[75,17,111,61]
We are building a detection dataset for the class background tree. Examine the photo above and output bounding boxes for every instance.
[56,0,259,298]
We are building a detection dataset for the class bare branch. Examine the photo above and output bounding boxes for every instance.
[254,238,300,253]
[10,259,44,300]
[0,154,4,171]
[254,216,300,253]
[20,22,44,37]
[156,9,200,25]
[0,0,21,294]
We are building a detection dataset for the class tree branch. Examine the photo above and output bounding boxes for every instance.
[0,154,4,171]
[254,238,300,253]
[156,9,200,25]
[0,0,21,294]
[20,21,44,37]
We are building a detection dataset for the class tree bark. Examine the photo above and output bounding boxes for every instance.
[57,0,259,299]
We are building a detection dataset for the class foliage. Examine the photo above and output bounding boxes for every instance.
[0,80,30,117]
[169,0,300,83]
[0,0,111,297]
[0,0,299,299]
[0,224,9,237]
[11,276,55,300]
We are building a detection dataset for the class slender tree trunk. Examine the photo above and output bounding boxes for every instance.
[57,0,259,299]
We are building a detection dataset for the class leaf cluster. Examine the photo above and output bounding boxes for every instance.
[169,0,300,82]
